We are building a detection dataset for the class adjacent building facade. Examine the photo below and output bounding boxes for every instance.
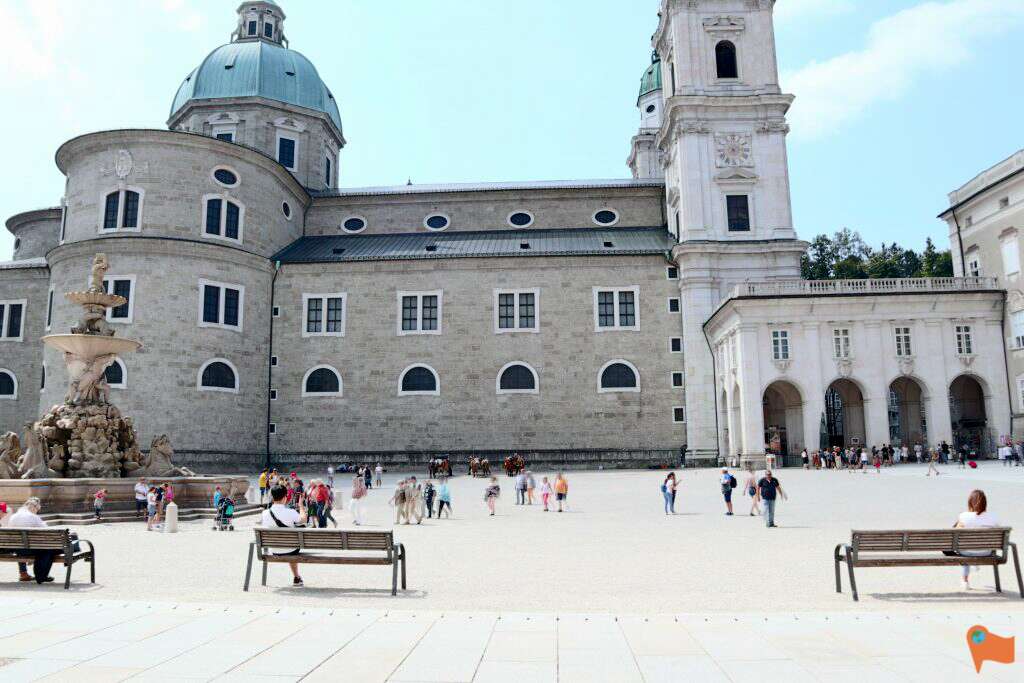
[0,1,1014,470]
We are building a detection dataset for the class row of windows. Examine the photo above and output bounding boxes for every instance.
[340,208,621,234]
[768,325,973,362]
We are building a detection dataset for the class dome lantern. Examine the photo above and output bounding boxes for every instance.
[233,1,287,46]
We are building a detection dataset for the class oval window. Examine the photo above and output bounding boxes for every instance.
[508,212,534,227]
[594,209,619,225]
[425,214,449,231]
[645,104,656,114]
[213,168,238,187]
[342,216,366,233]
[13,238,20,251]
[282,201,292,219]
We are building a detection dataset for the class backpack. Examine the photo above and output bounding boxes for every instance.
[729,475,737,489]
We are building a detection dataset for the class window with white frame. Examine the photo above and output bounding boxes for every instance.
[668,297,680,313]
[212,125,236,142]
[955,324,973,355]
[399,364,440,396]
[0,300,26,341]
[0,369,16,399]
[398,291,442,335]
[894,326,912,357]
[197,358,239,393]
[302,365,343,397]
[302,293,346,337]
[598,360,640,393]
[496,362,539,395]
[673,406,686,423]
[198,280,244,331]
[1001,235,1020,276]
[203,195,243,242]
[46,288,54,330]
[100,188,142,232]
[102,276,135,323]
[104,358,127,389]
[494,289,539,333]
[58,203,67,243]
[1012,311,1024,349]
[666,266,679,280]
[594,287,639,331]
[670,337,682,353]
[771,329,790,360]
[832,328,851,359]
[324,153,333,188]
[671,371,684,388]
[966,251,981,277]
[277,134,297,170]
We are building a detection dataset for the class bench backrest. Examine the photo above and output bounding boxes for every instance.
[851,528,1010,555]
[254,528,394,555]
[0,528,70,551]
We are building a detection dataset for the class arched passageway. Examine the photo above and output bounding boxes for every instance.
[949,375,989,455]
[888,377,927,447]
[763,380,803,458]
[824,379,865,449]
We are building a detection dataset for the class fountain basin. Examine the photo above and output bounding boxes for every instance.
[42,334,142,357]
[66,291,126,308]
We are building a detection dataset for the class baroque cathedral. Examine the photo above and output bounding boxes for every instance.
[1,1,1009,470]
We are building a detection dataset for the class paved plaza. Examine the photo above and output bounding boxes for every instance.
[0,464,1023,680]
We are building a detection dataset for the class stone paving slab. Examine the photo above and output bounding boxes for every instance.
[0,597,1020,681]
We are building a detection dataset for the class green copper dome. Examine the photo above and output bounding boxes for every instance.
[638,52,662,100]
[170,40,342,132]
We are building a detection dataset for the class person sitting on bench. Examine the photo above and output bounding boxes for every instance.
[954,489,1000,591]
[8,498,56,584]
[260,485,308,586]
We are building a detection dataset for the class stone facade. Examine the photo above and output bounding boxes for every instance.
[7,209,62,261]
[0,262,49,432]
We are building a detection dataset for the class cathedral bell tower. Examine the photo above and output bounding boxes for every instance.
[655,0,806,462]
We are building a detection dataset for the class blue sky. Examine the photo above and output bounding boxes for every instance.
[3,0,1023,258]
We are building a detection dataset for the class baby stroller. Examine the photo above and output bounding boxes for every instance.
[213,497,235,531]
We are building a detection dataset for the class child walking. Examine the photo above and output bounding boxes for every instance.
[554,473,569,512]
[484,477,500,516]
[93,488,107,520]
[540,476,553,511]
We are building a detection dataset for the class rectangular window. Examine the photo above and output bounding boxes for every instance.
[832,328,851,359]
[102,277,135,322]
[666,266,679,280]
[302,293,346,337]
[967,255,981,277]
[1001,197,1010,209]
[1012,311,1024,349]
[594,287,640,331]
[46,289,54,329]
[122,191,139,228]
[771,330,790,360]
[324,156,332,188]
[726,195,750,231]
[225,202,240,240]
[668,298,680,313]
[248,20,257,35]
[397,291,443,335]
[101,189,142,232]
[59,204,67,243]
[671,372,684,388]
[205,198,222,235]
[278,136,296,170]
[955,325,973,355]
[894,327,912,357]
[673,406,686,423]
[198,280,244,331]
[263,21,274,38]
[270,389,278,401]
[215,132,234,142]
[494,289,540,333]
[670,337,682,353]
[1001,238,1020,276]
[0,300,26,341]
[203,196,243,242]
[103,192,119,230]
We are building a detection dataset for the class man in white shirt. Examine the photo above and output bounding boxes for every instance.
[260,484,308,586]
[134,478,148,518]
[7,498,56,584]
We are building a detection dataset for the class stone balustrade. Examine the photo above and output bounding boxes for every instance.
[727,277,999,300]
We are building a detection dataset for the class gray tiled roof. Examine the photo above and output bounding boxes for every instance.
[274,227,674,264]
[310,178,664,198]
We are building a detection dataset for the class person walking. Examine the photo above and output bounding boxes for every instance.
[146,486,160,530]
[261,484,309,586]
[744,468,761,516]
[526,471,536,505]
[801,448,809,470]
[757,470,786,528]
[720,468,736,515]
[258,469,269,504]
[423,480,436,518]
[540,476,553,511]
[133,478,148,517]
[661,472,677,514]
[554,473,569,512]
[514,471,527,505]
[679,443,687,469]
[484,477,501,516]
[437,478,452,518]
[390,479,408,524]
[926,449,941,476]
[374,463,383,488]
[405,477,424,525]
[349,474,366,525]
[93,488,106,520]
[953,490,1000,590]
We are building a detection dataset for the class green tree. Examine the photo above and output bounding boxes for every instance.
[802,231,953,280]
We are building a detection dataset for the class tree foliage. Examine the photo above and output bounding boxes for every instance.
[800,229,954,280]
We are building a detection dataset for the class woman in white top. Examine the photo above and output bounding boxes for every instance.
[954,489,1000,590]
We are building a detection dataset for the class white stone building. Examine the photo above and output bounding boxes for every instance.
[0,0,1012,470]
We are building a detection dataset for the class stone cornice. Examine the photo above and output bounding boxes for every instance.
[168,95,345,148]
[46,234,273,273]
[6,207,62,235]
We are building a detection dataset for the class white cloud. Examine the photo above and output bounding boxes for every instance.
[782,0,1024,139]
[775,0,853,26]
[3,0,66,83]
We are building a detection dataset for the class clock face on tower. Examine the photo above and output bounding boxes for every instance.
[715,133,753,168]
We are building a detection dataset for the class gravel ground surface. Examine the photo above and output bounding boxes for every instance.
[2,463,1023,614]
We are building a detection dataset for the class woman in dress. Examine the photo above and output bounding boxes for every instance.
[484,477,500,516]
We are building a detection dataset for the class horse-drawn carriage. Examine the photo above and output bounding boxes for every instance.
[428,458,453,478]
[468,457,491,477]
[503,455,526,477]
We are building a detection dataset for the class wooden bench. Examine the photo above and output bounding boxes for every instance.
[834,528,1022,601]
[0,528,96,590]
[244,528,406,595]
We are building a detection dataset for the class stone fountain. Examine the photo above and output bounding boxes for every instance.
[0,254,249,519]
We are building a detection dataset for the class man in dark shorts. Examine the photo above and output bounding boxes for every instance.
[756,470,786,528]
[720,468,736,515]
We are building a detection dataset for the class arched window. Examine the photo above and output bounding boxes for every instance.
[599,360,640,393]
[303,365,343,397]
[104,358,126,389]
[715,41,738,79]
[0,369,16,399]
[198,359,238,393]
[399,364,439,396]
[203,194,244,242]
[100,188,143,231]
[497,362,539,394]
